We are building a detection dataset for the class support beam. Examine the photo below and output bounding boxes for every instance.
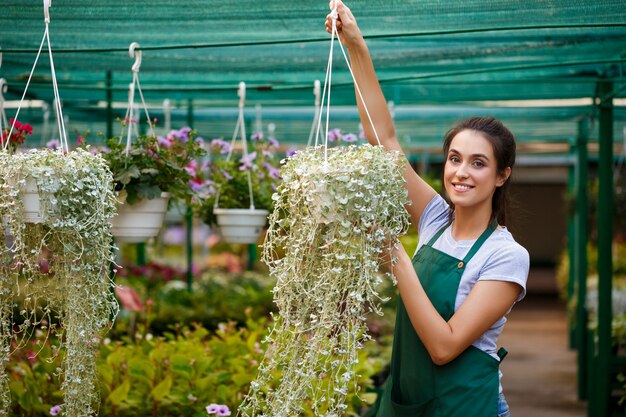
[575,118,589,400]
[106,71,113,140]
[186,99,194,292]
[567,140,576,349]
[594,79,614,417]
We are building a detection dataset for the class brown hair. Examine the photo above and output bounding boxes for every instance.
[442,117,516,226]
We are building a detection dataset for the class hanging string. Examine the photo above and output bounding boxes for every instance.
[0,79,8,138]
[215,82,256,210]
[311,6,383,161]
[306,80,322,147]
[5,20,68,153]
[122,43,156,156]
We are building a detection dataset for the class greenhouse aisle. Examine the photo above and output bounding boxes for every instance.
[499,267,586,417]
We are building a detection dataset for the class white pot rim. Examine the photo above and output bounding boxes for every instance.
[214,208,269,216]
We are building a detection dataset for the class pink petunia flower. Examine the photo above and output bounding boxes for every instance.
[206,404,220,414]
[49,405,62,416]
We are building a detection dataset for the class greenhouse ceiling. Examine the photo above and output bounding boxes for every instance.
[1,0,626,148]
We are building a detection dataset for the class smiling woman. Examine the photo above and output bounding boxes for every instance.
[326,1,529,417]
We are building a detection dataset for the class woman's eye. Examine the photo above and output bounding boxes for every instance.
[449,156,460,163]
[472,160,485,168]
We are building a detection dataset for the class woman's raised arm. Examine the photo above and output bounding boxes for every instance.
[326,0,437,230]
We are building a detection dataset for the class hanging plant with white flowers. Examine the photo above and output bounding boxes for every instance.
[0,147,118,416]
[238,144,410,416]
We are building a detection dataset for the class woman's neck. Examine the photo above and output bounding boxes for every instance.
[451,207,493,241]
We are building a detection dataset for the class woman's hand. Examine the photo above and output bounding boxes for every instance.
[325,0,365,49]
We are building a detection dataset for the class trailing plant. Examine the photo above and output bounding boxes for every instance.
[102,125,206,205]
[195,133,281,227]
[239,144,410,416]
[0,147,118,416]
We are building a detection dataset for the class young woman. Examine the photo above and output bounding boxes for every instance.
[326,2,530,417]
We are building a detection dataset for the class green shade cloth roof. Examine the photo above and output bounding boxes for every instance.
[1,0,625,148]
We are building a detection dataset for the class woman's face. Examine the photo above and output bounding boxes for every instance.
[444,129,510,213]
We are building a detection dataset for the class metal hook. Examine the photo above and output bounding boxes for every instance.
[0,79,7,96]
[0,49,3,69]
[238,81,246,108]
[129,42,142,73]
[44,0,51,24]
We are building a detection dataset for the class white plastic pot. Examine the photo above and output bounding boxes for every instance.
[111,193,170,243]
[22,177,45,224]
[214,208,269,244]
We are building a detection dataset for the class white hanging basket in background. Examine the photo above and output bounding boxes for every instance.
[111,193,170,243]
[214,208,268,244]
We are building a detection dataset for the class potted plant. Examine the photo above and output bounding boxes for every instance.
[194,132,281,244]
[0,127,119,416]
[102,123,206,243]
[239,143,411,416]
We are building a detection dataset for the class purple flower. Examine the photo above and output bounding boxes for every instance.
[343,133,358,143]
[195,137,205,146]
[250,132,263,141]
[189,177,205,192]
[217,405,231,416]
[184,160,198,176]
[287,148,298,157]
[239,152,257,171]
[327,128,342,142]
[157,135,173,147]
[359,130,367,139]
[221,169,233,180]
[210,138,231,155]
[268,137,279,148]
[46,139,61,150]
[263,162,280,180]
[49,405,62,416]
[206,404,220,414]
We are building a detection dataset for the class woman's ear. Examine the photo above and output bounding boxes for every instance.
[496,167,512,187]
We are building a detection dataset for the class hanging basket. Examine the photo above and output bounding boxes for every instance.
[111,193,170,243]
[214,208,268,244]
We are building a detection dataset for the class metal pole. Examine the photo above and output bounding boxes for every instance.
[186,99,194,292]
[567,140,576,350]
[106,71,113,140]
[595,79,613,417]
[575,118,589,401]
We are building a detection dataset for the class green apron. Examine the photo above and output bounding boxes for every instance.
[369,222,506,417]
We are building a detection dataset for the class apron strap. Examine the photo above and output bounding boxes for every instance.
[497,347,508,361]
[461,219,498,264]
[427,221,450,246]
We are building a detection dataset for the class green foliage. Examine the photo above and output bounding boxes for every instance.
[5,315,387,416]
[113,270,277,337]
[102,126,206,205]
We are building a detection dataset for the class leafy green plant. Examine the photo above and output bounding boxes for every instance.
[0,147,118,416]
[5,315,387,416]
[195,133,281,227]
[239,144,410,416]
[102,125,206,205]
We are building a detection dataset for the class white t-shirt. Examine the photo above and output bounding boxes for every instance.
[416,194,530,362]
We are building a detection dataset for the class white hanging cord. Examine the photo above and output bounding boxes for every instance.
[123,42,155,155]
[333,20,382,147]
[215,82,256,210]
[306,80,322,147]
[0,79,8,137]
[314,47,333,149]
[5,0,68,153]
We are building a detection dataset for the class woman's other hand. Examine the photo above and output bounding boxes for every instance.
[325,0,365,49]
